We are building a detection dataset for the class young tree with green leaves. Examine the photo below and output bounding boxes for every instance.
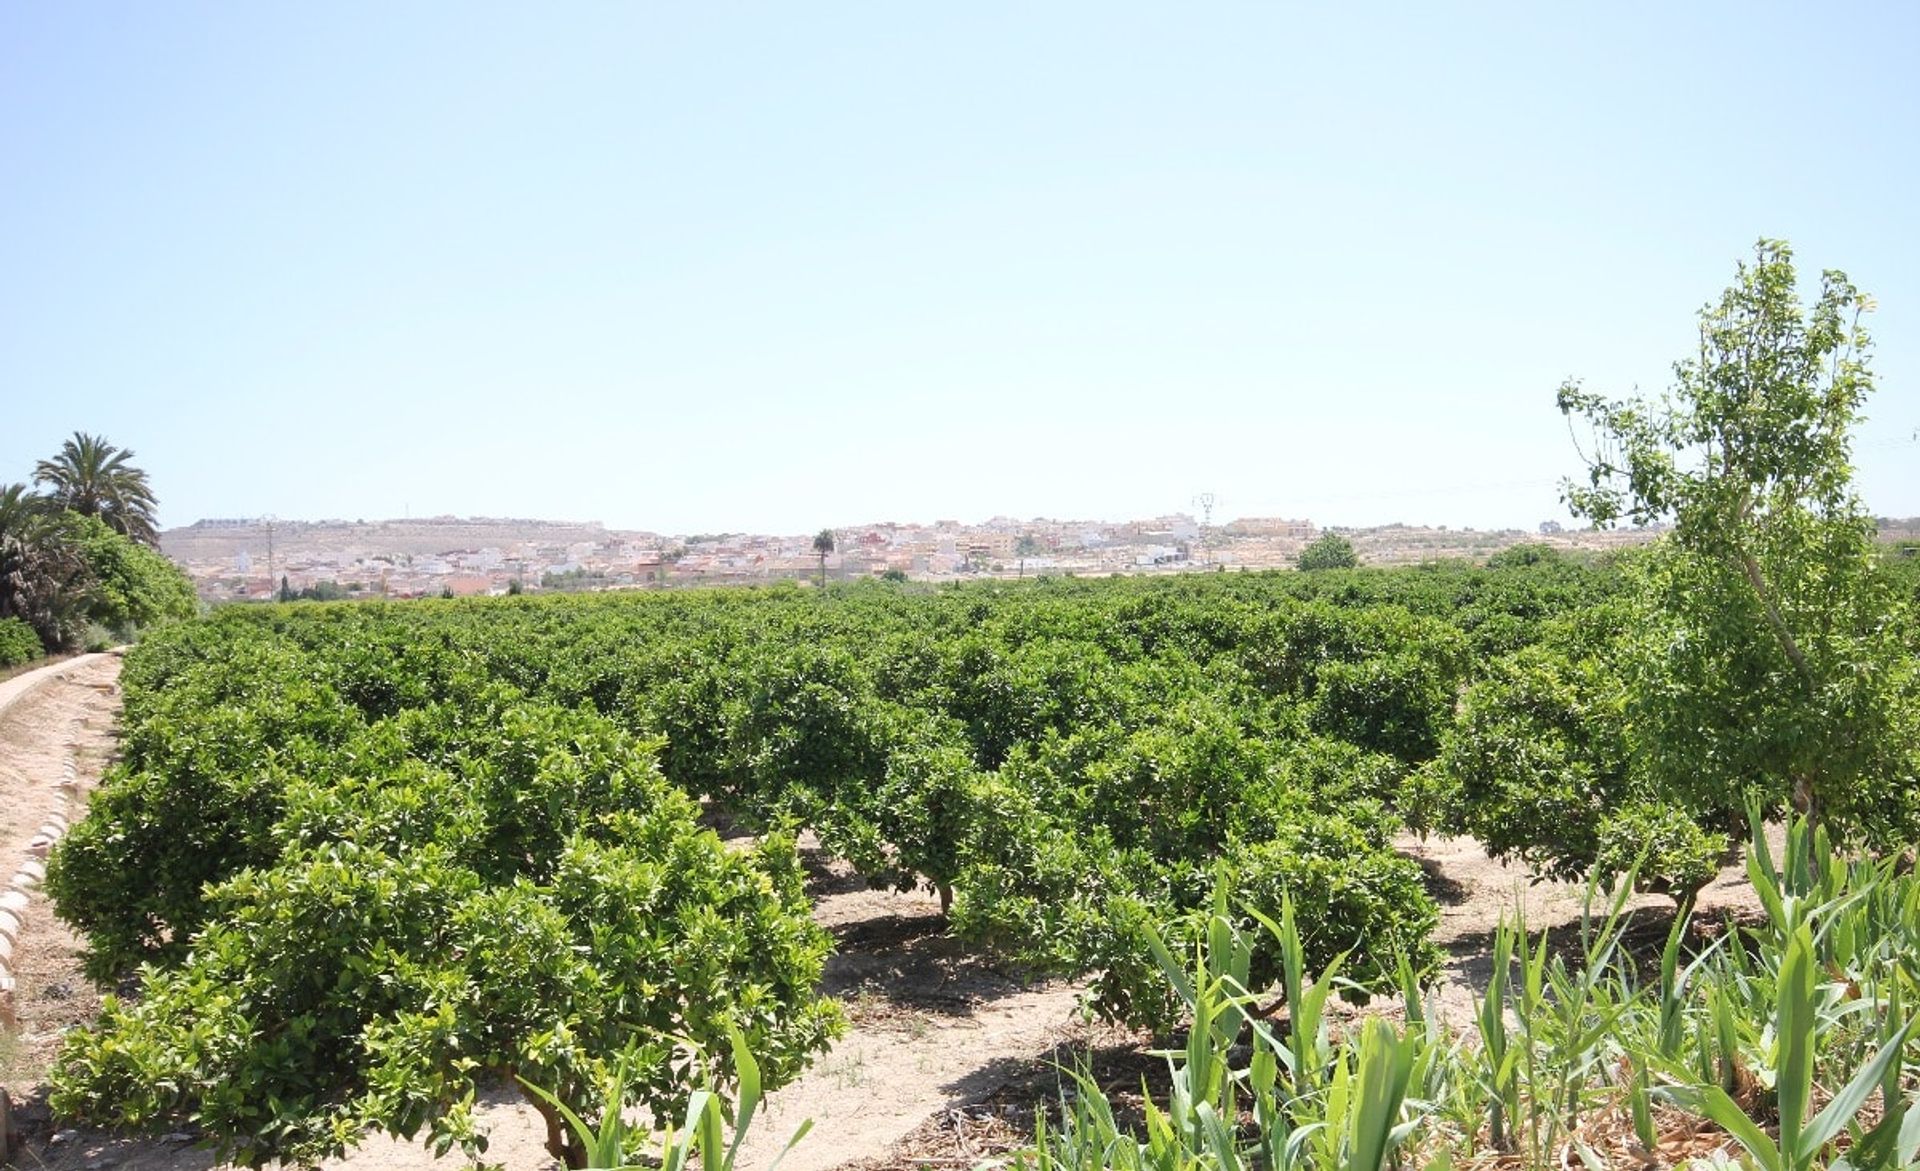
[48,638,842,1169]
[1297,532,1357,571]
[65,512,197,636]
[1558,239,1920,845]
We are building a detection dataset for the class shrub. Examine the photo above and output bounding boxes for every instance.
[50,648,840,1167]
[1298,532,1358,570]
[1592,800,1728,907]
[1430,643,1627,882]
[53,830,839,1168]
[0,615,41,666]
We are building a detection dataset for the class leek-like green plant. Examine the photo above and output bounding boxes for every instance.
[1659,922,1915,1171]
[1016,813,1919,1171]
[518,1031,811,1171]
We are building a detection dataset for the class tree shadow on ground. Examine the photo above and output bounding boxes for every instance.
[797,843,878,899]
[822,920,1049,1015]
[1410,852,1470,905]
[926,1035,1168,1151]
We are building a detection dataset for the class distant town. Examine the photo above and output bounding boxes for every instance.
[159,512,1696,602]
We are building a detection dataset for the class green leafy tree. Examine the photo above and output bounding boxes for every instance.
[812,528,835,588]
[48,635,841,1169]
[33,431,160,546]
[65,512,196,636]
[0,615,41,666]
[1558,239,1920,844]
[1424,610,1729,907]
[1297,532,1358,571]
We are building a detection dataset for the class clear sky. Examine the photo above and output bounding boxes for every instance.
[4,4,1916,536]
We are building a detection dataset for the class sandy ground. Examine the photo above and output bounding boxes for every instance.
[731,864,1089,1171]
[0,658,1768,1171]
[1402,830,1767,1029]
[0,653,121,1023]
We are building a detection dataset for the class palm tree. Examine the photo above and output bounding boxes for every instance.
[0,483,88,650]
[812,528,835,588]
[1014,533,1042,577]
[34,432,159,546]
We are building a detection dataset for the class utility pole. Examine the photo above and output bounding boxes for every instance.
[1192,492,1216,568]
[265,516,276,601]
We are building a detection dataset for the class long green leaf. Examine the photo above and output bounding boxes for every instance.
[1776,924,1817,1163]
[724,1030,763,1170]
[1658,1084,1782,1171]
[1801,1017,1917,1156]
[1344,1019,1414,1171]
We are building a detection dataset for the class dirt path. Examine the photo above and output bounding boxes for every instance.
[733,870,1090,1171]
[1,654,120,1031]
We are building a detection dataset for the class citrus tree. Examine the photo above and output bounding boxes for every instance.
[48,623,842,1169]
[1558,239,1920,845]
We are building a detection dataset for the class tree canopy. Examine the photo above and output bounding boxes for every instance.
[34,431,161,547]
[1297,532,1358,571]
[812,528,835,586]
[1558,238,1920,844]
[2,435,192,655]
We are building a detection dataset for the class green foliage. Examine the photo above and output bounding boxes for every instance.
[812,528,834,586]
[1559,239,1920,847]
[54,552,1620,1081]
[1297,532,1358,570]
[4,434,185,651]
[1014,891,1428,1171]
[1308,647,1457,763]
[65,511,196,636]
[1427,608,1734,902]
[1592,801,1726,906]
[33,431,160,546]
[0,481,91,651]
[48,617,841,1166]
[518,1030,812,1171]
[1012,816,1920,1171]
[1428,638,1630,881]
[0,614,41,666]
[55,830,838,1168]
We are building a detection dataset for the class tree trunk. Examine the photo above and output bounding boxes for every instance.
[1791,772,1826,880]
[519,1077,587,1169]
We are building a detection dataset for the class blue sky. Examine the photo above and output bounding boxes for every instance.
[4,4,1916,535]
